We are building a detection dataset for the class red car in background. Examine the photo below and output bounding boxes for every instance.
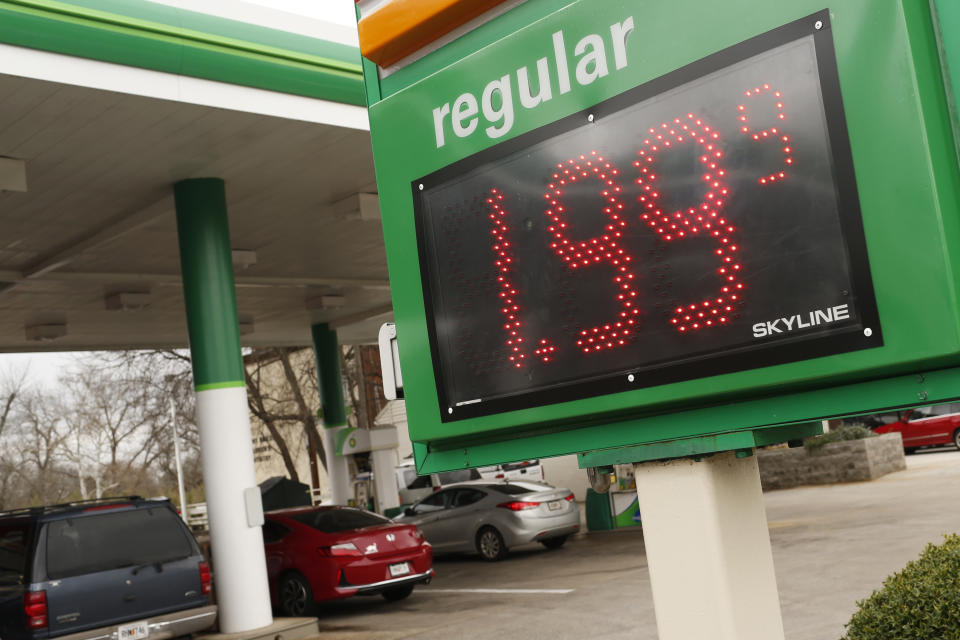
[263,506,433,616]
[873,403,960,453]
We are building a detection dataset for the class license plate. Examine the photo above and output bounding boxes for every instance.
[389,562,411,577]
[118,621,149,640]
[548,500,562,511]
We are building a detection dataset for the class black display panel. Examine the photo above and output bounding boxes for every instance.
[414,12,880,421]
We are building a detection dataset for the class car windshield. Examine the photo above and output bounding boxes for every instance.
[291,508,390,533]
[491,483,536,496]
[46,506,194,579]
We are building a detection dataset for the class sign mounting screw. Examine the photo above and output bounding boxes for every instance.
[587,113,595,123]
[627,374,636,382]
[863,328,873,337]
[447,407,453,415]
[418,183,424,191]
[814,20,823,30]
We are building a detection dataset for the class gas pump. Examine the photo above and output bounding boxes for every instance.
[335,425,401,514]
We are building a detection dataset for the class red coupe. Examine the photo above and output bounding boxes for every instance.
[263,506,433,616]
[873,404,960,453]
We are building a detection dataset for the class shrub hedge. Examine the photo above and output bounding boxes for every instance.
[803,424,875,450]
[843,534,960,640]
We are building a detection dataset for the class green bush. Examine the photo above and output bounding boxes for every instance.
[843,534,960,640]
[803,424,875,450]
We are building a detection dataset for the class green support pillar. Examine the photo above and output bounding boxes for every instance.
[175,179,245,389]
[312,322,351,504]
[174,178,272,633]
[312,322,347,426]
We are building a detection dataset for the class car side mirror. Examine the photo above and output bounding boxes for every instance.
[404,507,415,517]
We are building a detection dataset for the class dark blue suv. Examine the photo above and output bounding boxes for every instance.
[0,497,216,640]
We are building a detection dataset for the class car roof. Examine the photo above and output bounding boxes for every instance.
[438,480,557,492]
[0,496,170,521]
[265,504,376,517]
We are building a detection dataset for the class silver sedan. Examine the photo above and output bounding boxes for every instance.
[394,481,581,561]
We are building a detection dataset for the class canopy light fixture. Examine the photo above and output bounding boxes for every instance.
[25,323,67,342]
[332,193,381,222]
[105,291,152,311]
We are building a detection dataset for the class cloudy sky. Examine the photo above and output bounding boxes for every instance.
[245,0,357,24]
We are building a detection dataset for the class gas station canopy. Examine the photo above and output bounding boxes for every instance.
[0,0,390,351]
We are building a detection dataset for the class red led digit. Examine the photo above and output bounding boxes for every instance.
[533,338,557,363]
[634,115,742,332]
[486,188,530,368]
[545,151,640,353]
[738,83,792,184]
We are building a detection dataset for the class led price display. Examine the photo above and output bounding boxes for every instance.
[414,15,880,421]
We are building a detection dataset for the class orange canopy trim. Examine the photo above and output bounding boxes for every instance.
[358,0,511,68]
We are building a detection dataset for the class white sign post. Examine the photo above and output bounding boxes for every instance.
[633,450,786,640]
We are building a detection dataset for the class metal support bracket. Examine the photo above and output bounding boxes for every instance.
[577,422,821,468]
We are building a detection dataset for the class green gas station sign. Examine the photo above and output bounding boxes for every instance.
[363,0,960,472]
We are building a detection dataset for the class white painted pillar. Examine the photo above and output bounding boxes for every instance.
[196,388,272,631]
[633,450,785,640]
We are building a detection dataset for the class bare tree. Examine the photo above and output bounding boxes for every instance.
[0,366,29,509]
[243,347,327,487]
[277,348,327,470]
[0,365,28,439]
[86,351,201,502]
[9,387,74,505]
[0,352,200,510]
[341,345,386,431]
[245,358,302,482]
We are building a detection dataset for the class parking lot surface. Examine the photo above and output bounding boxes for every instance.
[307,448,960,640]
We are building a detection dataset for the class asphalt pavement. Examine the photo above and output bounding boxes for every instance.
[305,447,960,640]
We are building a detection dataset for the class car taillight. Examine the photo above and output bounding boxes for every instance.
[497,501,540,511]
[198,561,212,595]
[322,542,363,557]
[565,493,575,502]
[24,590,47,629]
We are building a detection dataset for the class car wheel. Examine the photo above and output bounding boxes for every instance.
[954,429,960,451]
[278,572,315,617]
[539,536,567,550]
[381,585,414,602]
[904,447,917,455]
[476,526,507,561]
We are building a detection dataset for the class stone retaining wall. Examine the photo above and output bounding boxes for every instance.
[758,432,905,491]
